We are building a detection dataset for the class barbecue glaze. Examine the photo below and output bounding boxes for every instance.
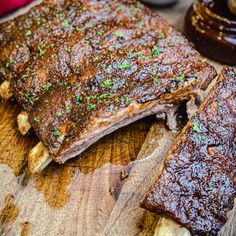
[185,0,236,65]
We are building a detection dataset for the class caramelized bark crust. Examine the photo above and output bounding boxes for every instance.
[0,0,216,162]
[141,67,236,235]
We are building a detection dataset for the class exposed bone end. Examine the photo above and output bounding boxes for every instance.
[17,111,31,135]
[28,142,52,174]
[154,217,190,236]
[228,0,236,15]
[0,80,13,100]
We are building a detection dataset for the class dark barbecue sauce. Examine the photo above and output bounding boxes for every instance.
[184,0,236,65]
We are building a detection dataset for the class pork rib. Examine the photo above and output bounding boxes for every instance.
[0,0,216,170]
[141,67,236,235]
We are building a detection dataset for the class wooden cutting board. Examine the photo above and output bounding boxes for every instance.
[0,1,229,235]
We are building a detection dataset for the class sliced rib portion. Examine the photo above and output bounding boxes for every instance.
[141,67,236,235]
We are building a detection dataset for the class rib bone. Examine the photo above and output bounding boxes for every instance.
[0,80,13,100]
[17,111,31,135]
[28,142,52,174]
[154,218,190,236]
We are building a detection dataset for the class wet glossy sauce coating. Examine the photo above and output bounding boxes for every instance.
[141,67,236,235]
[0,0,216,162]
[184,0,236,65]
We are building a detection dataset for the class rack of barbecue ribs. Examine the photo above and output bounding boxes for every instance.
[0,0,216,173]
[141,67,236,235]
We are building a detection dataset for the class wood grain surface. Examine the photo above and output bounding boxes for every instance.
[0,1,231,236]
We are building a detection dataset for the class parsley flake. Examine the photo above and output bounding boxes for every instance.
[5,59,13,69]
[38,44,46,57]
[62,20,71,29]
[153,77,159,84]
[102,79,111,89]
[114,31,122,38]
[174,74,185,82]
[66,104,72,113]
[86,103,96,111]
[56,111,63,117]
[22,74,28,81]
[117,61,132,70]
[151,46,160,58]
[73,95,82,105]
[25,30,32,36]
[137,53,142,60]
[193,122,201,133]
[43,82,52,90]
[53,130,61,137]
[34,116,40,123]
[99,94,107,100]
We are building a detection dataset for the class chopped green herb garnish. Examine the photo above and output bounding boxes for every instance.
[21,74,28,81]
[86,103,96,111]
[137,23,143,28]
[56,111,63,117]
[153,77,159,84]
[23,92,34,104]
[117,6,122,11]
[174,74,185,82]
[124,97,131,103]
[86,96,91,102]
[93,56,100,62]
[25,30,32,36]
[73,95,82,105]
[114,31,122,38]
[43,82,52,90]
[193,122,201,133]
[5,59,13,68]
[62,20,71,29]
[117,61,132,70]
[99,93,107,100]
[131,7,140,14]
[38,44,46,57]
[137,53,142,60]
[102,79,111,89]
[168,38,173,46]
[66,104,72,113]
[53,130,61,137]
[115,97,120,103]
[34,116,40,123]
[23,93,32,100]
[108,46,114,51]
[151,46,160,58]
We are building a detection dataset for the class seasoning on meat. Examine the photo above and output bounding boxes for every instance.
[141,67,236,235]
[0,0,216,173]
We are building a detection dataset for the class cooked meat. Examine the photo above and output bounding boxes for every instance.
[141,67,236,235]
[0,0,216,169]
[0,0,162,86]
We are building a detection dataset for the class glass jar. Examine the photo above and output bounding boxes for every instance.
[184,0,236,65]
